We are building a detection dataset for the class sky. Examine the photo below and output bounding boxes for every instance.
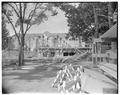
[28,9,69,34]
[6,8,69,36]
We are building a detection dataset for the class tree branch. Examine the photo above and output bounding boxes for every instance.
[14,3,19,13]
[23,3,27,20]
[24,25,32,36]
[29,3,39,21]
[4,13,21,45]
[27,3,38,20]
[24,3,38,36]
[24,3,48,37]
[19,3,22,19]
[8,3,20,17]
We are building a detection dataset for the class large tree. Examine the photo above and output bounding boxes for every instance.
[55,2,115,42]
[2,3,57,66]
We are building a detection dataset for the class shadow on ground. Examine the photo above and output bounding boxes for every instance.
[3,63,61,81]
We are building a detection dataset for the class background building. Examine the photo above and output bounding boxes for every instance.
[9,31,81,51]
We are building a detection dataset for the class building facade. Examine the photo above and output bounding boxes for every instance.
[10,31,81,51]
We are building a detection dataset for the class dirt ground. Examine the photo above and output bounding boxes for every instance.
[2,51,117,94]
[2,62,60,93]
[2,61,117,94]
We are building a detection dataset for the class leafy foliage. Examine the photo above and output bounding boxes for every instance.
[2,16,9,50]
[55,2,111,42]
[3,3,58,38]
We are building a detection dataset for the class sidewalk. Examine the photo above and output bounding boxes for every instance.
[81,68,117,93]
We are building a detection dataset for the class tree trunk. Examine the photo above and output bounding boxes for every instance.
[18,36,24,66]
[18,3,25,66]
[79,36,82,47]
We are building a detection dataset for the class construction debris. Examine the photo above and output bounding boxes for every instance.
[62,52,91,63]
[52,64,85,93]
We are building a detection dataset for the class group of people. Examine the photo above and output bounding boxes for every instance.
[52,64,84,93]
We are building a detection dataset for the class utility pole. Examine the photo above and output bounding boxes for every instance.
[108,2,113,28]
[93,4,99,64]
[93,5,99,38]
